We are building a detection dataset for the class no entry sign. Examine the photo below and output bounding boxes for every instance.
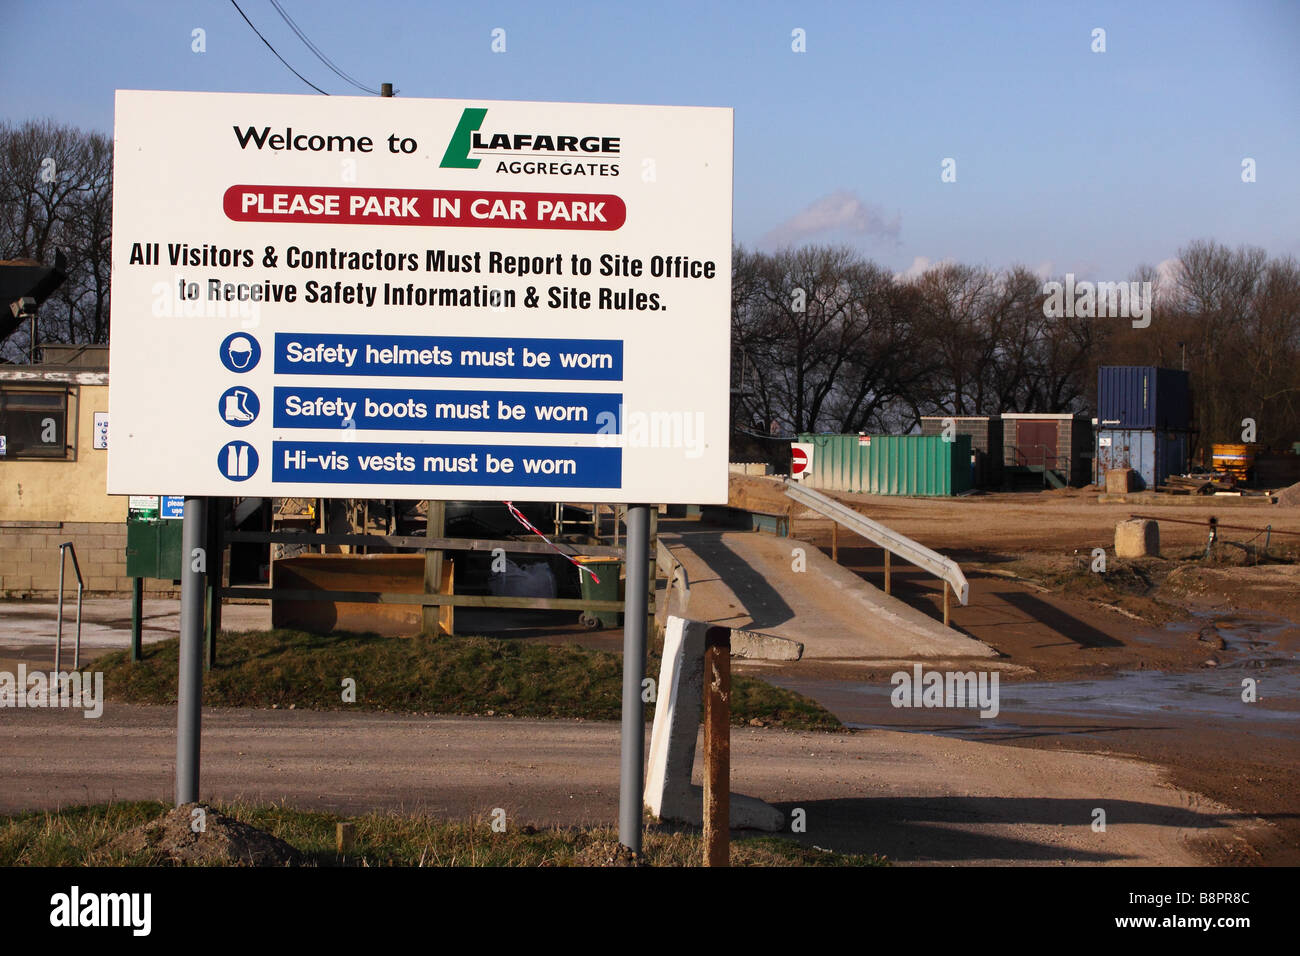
[107,91,733,503]
[791,442,814,480]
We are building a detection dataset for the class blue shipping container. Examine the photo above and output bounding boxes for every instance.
[1097,366,1190,430]
[1095,428,1190,490]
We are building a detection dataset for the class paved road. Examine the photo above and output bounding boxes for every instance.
[0,703,1264,865]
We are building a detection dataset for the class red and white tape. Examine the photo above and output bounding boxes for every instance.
[502,501,602,584]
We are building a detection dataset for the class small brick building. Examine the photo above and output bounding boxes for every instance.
[1000,412,1093,488]
[0,356,147,596]
[919,415,1004,489]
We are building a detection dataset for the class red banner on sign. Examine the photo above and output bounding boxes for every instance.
[222,185,626,231]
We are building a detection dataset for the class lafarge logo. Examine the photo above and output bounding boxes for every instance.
[440,108,621,178]
[439,107,488,168]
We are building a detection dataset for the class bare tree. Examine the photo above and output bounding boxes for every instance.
[907,263,1001,415]
[733,245,867,434]
[824,265,936,432]
[0,119,113,359]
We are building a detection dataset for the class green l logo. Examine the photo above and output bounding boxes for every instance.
[440,108,487,168]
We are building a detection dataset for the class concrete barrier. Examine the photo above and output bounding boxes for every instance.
[654,538,691,631]
[1115,518,1159,558]
[1106,468,1136,494]
[644,616,785,831]
[731,628,803,661]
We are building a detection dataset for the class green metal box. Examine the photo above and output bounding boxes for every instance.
[126,519,184,579]
[795,434,972,496]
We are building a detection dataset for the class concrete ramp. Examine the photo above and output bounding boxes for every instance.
[661,528,995,660]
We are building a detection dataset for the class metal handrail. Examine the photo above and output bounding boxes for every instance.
[1005,442,1070,487]
[783,479,969,608]
[56,542,85,672]
[1004,442,1068,469]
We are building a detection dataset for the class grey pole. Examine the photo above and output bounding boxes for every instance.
[176,496,207,805]
[619,503,650,855]
[55,548,65,673]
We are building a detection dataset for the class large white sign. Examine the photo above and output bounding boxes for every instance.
[107,91,732,503]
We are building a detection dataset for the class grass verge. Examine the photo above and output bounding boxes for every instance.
[0,801,884,867]
[94,629,841,731]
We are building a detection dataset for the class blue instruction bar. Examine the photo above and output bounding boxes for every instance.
[275,333,623,380]
[273,386,622,434]
[273,441,621,488]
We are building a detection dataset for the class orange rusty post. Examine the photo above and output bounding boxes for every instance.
[831,521,838,562]
[943,581,950,627]
[884,549,891,595]
[703,625,731,867]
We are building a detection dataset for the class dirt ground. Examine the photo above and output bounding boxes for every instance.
[731,473,1300,672]
[0,704,1263,866]
[732,474,1300,553]
[4,479,1295,864]
[729,474,1300,865]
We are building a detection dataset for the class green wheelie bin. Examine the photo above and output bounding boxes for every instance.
[574,555,622,629]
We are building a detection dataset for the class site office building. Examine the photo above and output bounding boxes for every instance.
[998,412,1094,488]
[0,347,146,596]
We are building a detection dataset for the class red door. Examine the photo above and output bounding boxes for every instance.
[1016,420,1059,467]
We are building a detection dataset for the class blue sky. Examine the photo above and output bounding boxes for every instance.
[2,0,1297,278]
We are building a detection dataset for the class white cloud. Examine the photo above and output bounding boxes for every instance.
[896,256,931,280]
[1155,257,1183,285]
[894,255,952,281]
[761,190,901,248]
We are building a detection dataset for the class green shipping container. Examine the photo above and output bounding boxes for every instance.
[795,434,972,496]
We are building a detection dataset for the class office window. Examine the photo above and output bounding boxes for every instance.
[0,386,71,459]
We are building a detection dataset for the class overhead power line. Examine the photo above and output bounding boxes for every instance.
[229,0,329,95]
[268,0,387,96]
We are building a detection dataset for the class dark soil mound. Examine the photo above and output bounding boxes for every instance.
[111,804,303,866]
[574,838,639,867]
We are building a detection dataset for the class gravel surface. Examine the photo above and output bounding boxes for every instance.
[0,703,1268,866]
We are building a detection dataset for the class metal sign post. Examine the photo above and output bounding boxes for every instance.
[618,503,650,856]
[175,496,206,805]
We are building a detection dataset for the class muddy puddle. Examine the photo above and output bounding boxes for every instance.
[771,612,1300,742]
